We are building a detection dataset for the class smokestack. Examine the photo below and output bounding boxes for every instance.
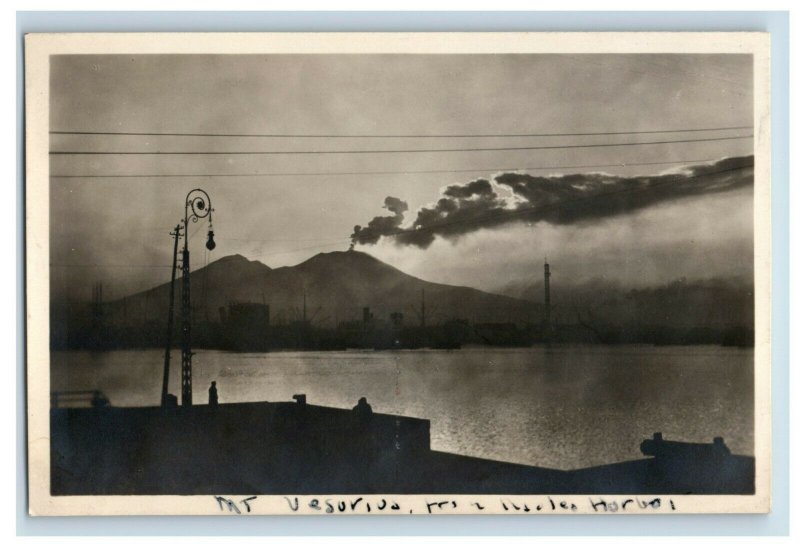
[421,289,426,328]
[544,260,551,332]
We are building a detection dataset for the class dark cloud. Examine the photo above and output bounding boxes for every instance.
[394,179,509,248]
[350,196,409,247]
[495,155,754,226]
[352,156,754,249]
[442,178,495,199]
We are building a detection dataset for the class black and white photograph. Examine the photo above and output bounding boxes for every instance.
[25,32,771,515]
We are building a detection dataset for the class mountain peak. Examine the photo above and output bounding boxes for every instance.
[297,249,392,271]
[307,249,378,262]
[208,254,271,270]
[216,253,249,263]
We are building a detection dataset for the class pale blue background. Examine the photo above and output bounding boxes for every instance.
[16,11,789,536]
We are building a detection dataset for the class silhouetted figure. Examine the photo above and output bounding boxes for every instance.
[352,397,373,416]
[351,397,376,460]
[208,381,218,408]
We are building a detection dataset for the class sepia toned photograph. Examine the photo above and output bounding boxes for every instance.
[25,33,771,515]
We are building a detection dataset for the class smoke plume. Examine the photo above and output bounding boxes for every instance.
[350,155,754,249]
[350,196,409,248]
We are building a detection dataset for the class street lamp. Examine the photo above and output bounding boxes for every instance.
[185,188,216,251]
[161,189,215,408]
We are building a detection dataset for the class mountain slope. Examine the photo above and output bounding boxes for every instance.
[105,250,538,328]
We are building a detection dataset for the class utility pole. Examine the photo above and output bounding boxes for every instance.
[161,224,181,407]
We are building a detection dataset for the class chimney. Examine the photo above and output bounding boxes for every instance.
[544,260,551,331]
[421,289,426,328]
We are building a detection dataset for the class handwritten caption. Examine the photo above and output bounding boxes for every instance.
[213,495,677,515]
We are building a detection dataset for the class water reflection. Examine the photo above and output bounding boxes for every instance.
[51,345,753,469]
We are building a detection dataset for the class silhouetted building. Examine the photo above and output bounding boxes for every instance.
[474,322,529,346]
[50,401,754,496]
[637,432,744,493]
[221,302,271,350]
[226,302,270,328]
[640,432,731,459]
[218,306,227,324]
[390,312,404,328]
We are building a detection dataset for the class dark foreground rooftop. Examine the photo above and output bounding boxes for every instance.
[50,399,754,495]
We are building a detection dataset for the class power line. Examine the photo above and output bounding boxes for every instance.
[49,125,752,139]
[49,134,753,156]
[49,157,735,179]
[378,162,754,240]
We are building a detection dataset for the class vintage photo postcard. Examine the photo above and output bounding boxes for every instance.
[25,32,771,516]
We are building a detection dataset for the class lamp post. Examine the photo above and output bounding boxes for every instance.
[161,189,215,408]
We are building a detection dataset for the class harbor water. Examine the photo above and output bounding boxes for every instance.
[50,345,754,470]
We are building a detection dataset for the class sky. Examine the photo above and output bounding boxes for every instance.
[49,54,754,303]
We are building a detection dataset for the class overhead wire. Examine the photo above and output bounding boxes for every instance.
[49,125,752,139]
[50,156,738,179]
[48,134,753,156]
